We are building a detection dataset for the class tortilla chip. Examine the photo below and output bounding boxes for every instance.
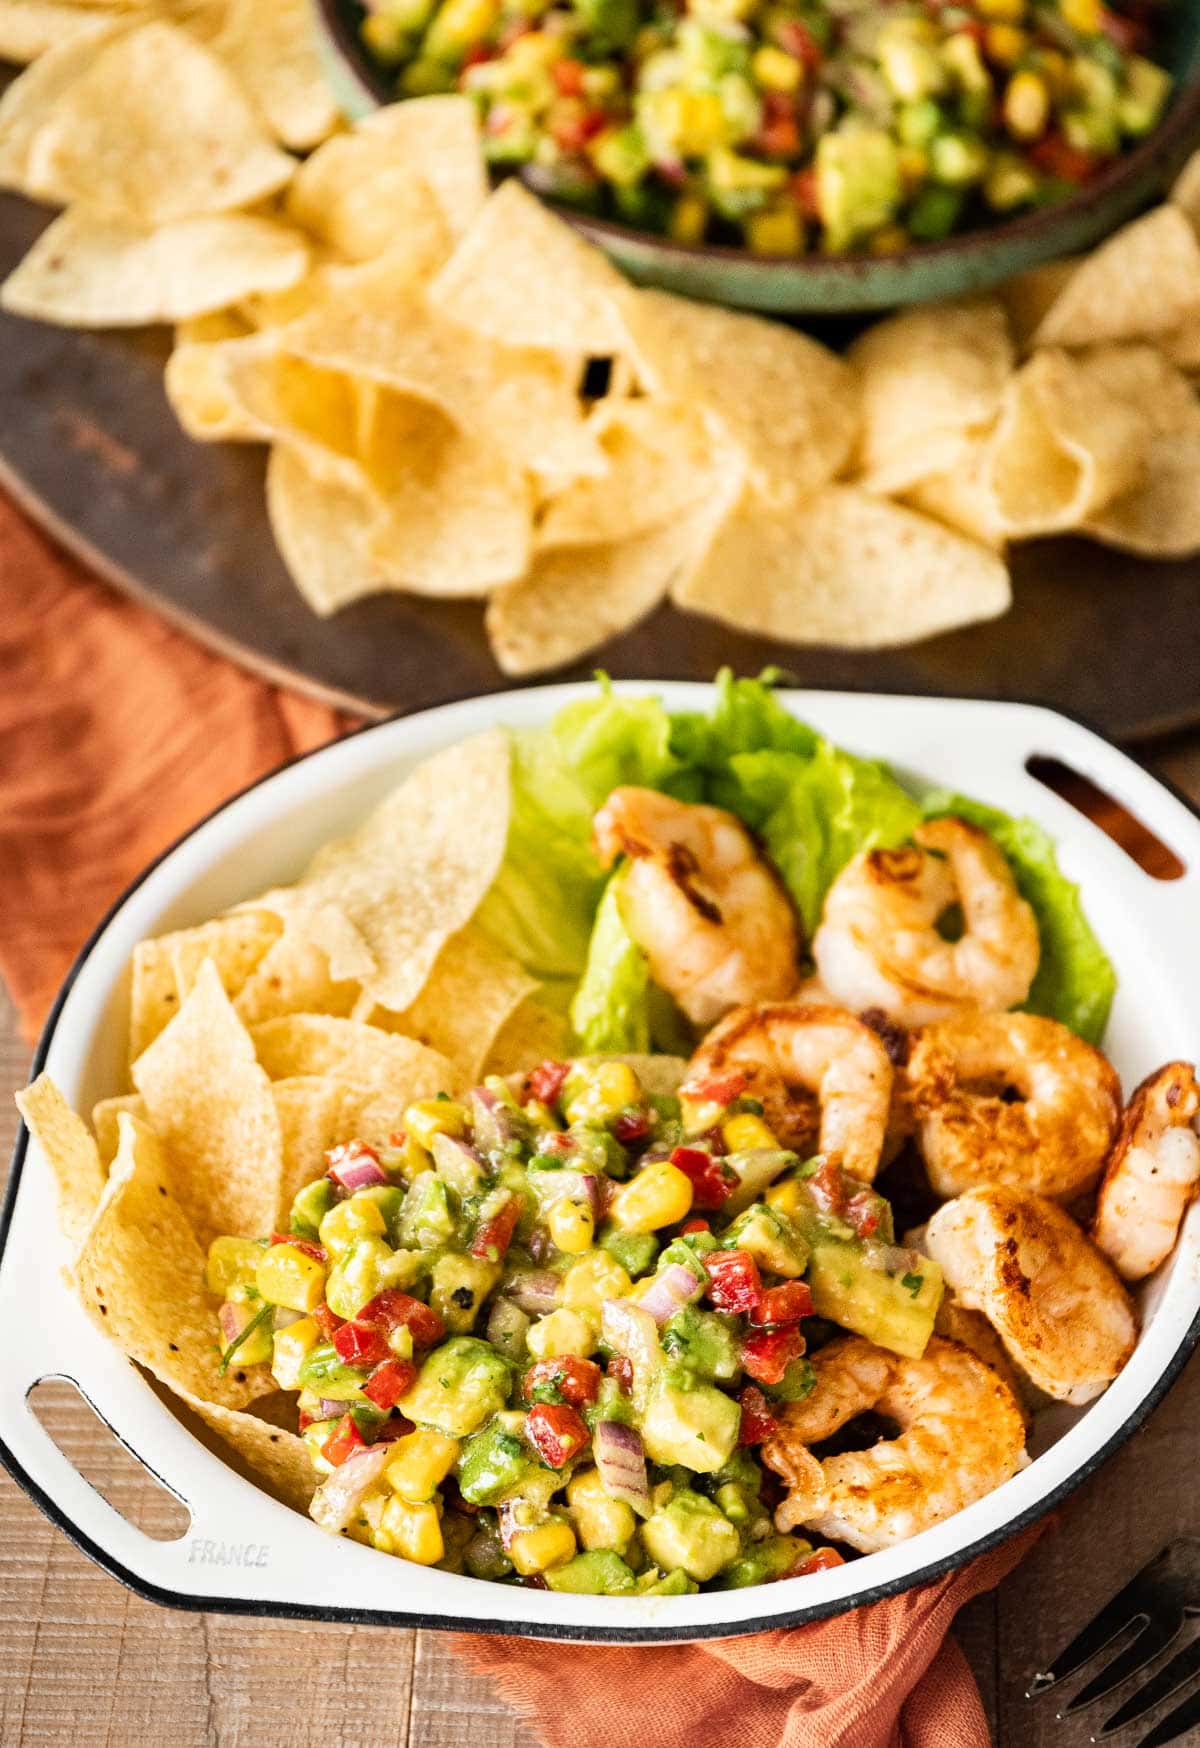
[1084,434,1200,557]
[234,927,361,1026]
[177,1390,316,1511]
[374,923,538,1082]
[16,1074,107,1253]
[619,286,858,505]
[132,959,284,1246]
[251,1014,460,1097]
[92,1093,147,1169]
[674,482,1011,647]
[487,492,732,676]
[0,20,134,190]
[848,299,1013,494]
[272,1074,348,1215]
[998,257,1079,352]
[165,326,273,443]
[0,0,123,63]
[265,445,388,615]
[74,1111,270,1409]
[1159,315,1200,374]
[903,443,1009,551]
[361,391,532,594]
[1033,206,1200,348]
[1,208,310,328]
[429,177,631,354]
[1076,343,1200,438]
[129,911,282,1062]
[1170,147,1200,225]
[982,349,1150,536]
[209,0,338,150]
[243,891,378,984]
[482,995,573,1078]
[277,730,512,1012]
[536,398,726,547]
[26,21,295,223]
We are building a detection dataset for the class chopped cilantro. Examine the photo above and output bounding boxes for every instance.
[901,1272,924,1299]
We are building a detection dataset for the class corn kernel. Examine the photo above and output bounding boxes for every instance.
[255,1244,326,1313]
[271,1315,320,1390]
[1059,0,1100,30]
[977,0,1024,18]
[561,1251,632,1317]
[380,1497,445,1565]
[669,194,709,245]
[869,224,910,254]
[509,1518,577,1575]
[319,1194,387,1257]
[609,1162,694,1234]
[565,1062,642,1127]
[1004,69,1049,140]
[567,1467,637,1551]
[205,1236,265,1299]
[526,1307,597,1360]
[898,144,929,189]
[404,1099,468,1150]
[752,44,803,93]
[385,1430,460,1502]
[985,23,1027,65]
[765,1179,807,1219]
[745,204,804,255]
[722,1113,779,1153]
[547,1197,595,1255]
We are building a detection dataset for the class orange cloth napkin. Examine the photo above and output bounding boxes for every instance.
[0,491,1039,1746]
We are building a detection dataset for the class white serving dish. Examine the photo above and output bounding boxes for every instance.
[3,684,1200,1643]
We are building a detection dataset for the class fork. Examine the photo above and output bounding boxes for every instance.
[1028,1540,1200,1747]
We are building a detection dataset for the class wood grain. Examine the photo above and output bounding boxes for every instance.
[4,733,1200,1746]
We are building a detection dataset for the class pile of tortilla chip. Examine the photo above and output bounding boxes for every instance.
[2,17,1199,676]
[15,730,578,1516]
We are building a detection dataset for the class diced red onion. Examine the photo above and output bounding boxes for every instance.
[218,1301,247,1345]
[309,1443,392,1534]
[431,1131,485,1191]
[503,1269,560,1316]
[318,1397,349,1421]
[537,1170,600,1218]
[593,1421,651,1516]
[273,1307,305,1331]
[327,1146,388,1192]
[600,1299,660,1401]
[487,1296,531,1354]
[471,1086,521,1151]
[636,1263,702,1328]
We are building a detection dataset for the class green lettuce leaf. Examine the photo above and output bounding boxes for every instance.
[921,791,1116,1044]
[569,869,652,1054]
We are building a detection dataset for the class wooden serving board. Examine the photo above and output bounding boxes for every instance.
[2,184,1198,737]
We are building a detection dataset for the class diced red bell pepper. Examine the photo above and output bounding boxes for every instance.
[791,167,820,220]
[705,1248,762,1315]
[790,1546,846,1577]
[471,1194,521,1262]
[671,1145,735,1210]
[606,1354,633,1395]
[270,1233,326,1263]
[458,43,493,76]
[550,103,607,152]
[805,1157,847,1216]
[524,1402,590,1469]
[751,1282,814,1327]
[613,1109,651,1145]
[844,1191,880,1240]
[529,1060,571,1104]
[552,57,587,96]
[333,1320,392,1368]
[356,1289,445,1349]
[685,1071,748,1108]
[1030,133,1101,184]
[776,18,822,68]
[362,1357,417,1410]
[1098,5,1148,52]
[681,1217,711,1235]
[756,92,801,158]
[742,1326,806,1387]
[523,1356,602,1407]
[321,1412,367,1468]
[311,1302,344,1339]
[737,1384,777,1445]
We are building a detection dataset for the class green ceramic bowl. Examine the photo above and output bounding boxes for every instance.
[310,0,1200,312]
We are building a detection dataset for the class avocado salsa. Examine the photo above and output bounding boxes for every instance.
[207,1057,943,1592]
[354,0,1172,254]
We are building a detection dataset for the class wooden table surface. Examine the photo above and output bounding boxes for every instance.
[4,735,1200,1748]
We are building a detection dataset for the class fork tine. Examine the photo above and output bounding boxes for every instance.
[1097,1634,1200,1736]
[1028,1568,1161,1698]
[1062,1615,1184,1715]
[1132,1678,1200,1748]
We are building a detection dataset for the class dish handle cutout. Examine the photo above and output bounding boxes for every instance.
[1025,755,1186,881]
[28,1376,191,1543]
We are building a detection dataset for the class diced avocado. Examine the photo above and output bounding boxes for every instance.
[574,0,639,52]
[430,1253,501,1333]
[636,1566,698,1595]
[600,1226,659,1276]
[720,1534,810,1588]
[806,1240,943,1359]
[766,1356,816,1401]
[289,1178,336,1241]
[707,147,786,222]
[297,1342,367,1401]
[422,0,499,61]
[325,1237,426,1319]
[641,1380,741,1473]
[1119,55,1171,136]
[722,1148,796,1216]
[723,1204,808,1278]
[660,1305,741,1383]
[641,1488,740,1582]
[354,1183,407,1240]
[397,1172,458,1250]
[545,1550,637,1594]
[431,1131,486,1198]
[877,18,947,103]
[589,123,652,189]
[679,17,751,81]
[458,1422,531,1504]
[584,1374,636,1432]
[399,1337,515,1437]
[908,183,964,239]
[815,128,901,252]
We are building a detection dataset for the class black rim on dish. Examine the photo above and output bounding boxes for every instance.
[3,688,1200,1642]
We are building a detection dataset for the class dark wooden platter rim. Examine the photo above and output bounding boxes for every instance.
[2,184,1199,737]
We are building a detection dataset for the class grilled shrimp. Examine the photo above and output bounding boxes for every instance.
[592,788,800,1027]
[925,1186,1137,1405]
[762,1334,1026,1553]
[686,1001,893,1179]
[906,1011,1121,1200]
[813,817,1040,1027]
[933,1294,1030,1424]
[1092,1063,1200,1281]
